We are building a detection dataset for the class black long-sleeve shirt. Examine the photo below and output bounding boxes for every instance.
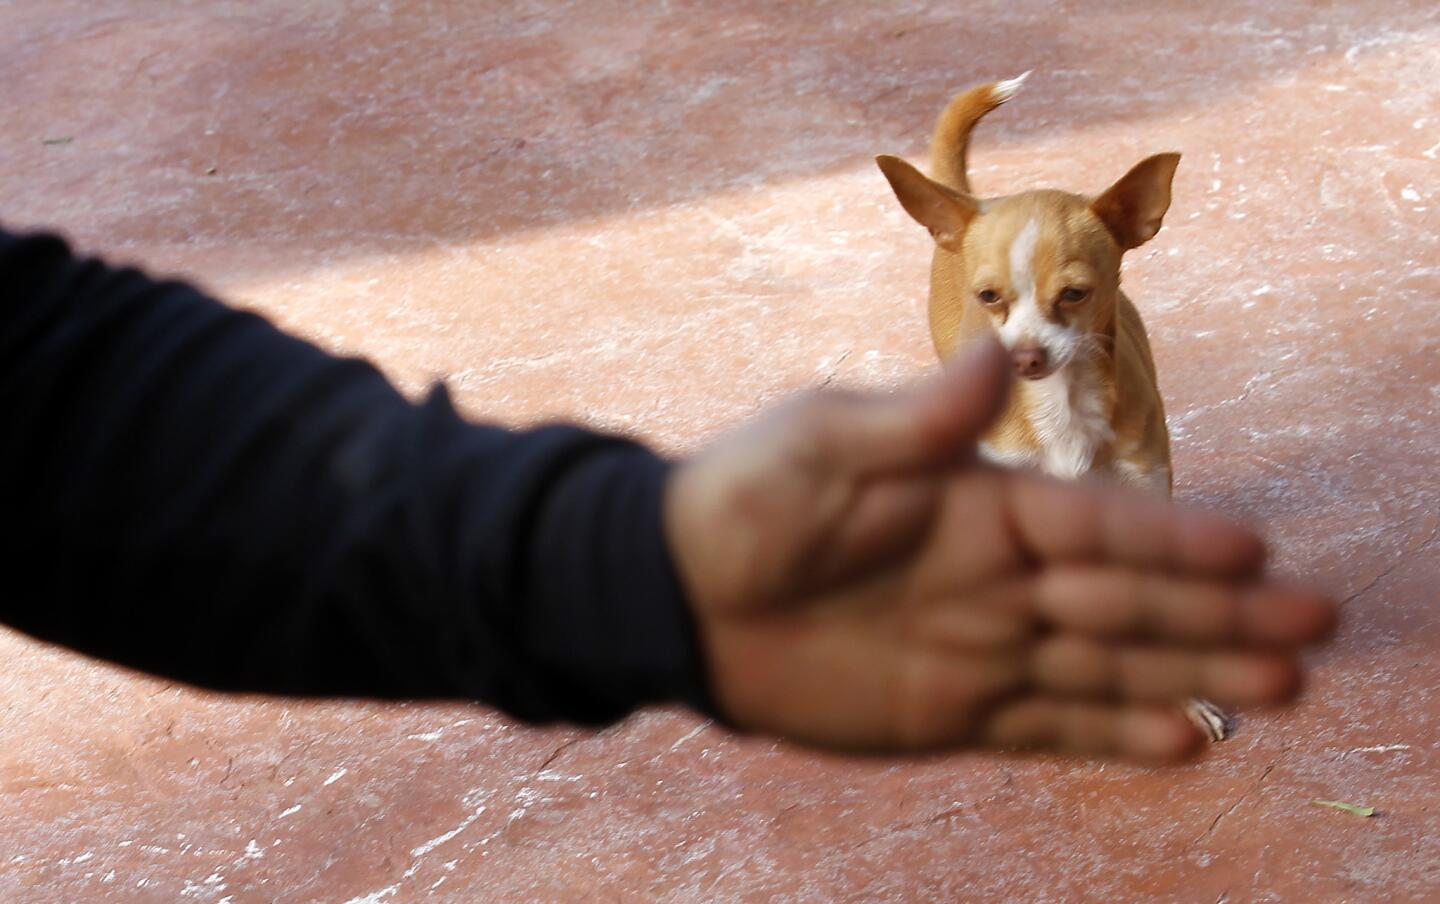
[0,228,713,724]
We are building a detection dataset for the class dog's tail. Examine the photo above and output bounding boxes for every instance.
[929,71,1030,194]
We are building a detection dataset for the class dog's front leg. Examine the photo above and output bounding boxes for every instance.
[1111,458,1172,497]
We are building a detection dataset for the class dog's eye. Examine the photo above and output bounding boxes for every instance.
[976,289,1001,305]
[1060,287,1090,304]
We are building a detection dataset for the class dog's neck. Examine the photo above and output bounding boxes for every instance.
[979,333,1118,478]
[1019,346,1115,478]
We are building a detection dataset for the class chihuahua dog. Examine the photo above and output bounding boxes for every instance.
[878,73,1228,740]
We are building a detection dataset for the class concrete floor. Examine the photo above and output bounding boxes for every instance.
[2,1,1438,901]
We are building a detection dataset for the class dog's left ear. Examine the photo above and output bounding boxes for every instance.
[1091,153,1181,250]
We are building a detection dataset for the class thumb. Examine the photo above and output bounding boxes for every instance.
[805,337,1010,475]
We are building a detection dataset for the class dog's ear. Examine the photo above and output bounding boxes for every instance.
[1091,153,1181,250]
[876,155,979,251]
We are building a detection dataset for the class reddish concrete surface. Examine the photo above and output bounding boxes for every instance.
[2,1,1437,901]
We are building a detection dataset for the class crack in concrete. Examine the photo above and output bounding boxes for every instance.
[844,771,1013,853]
[1171,369,1273,429]
[819,349,853,389]
[268,739,317,784]
[536,736,584,773]
[843,803,973,854]
[1341,519,1439,608]
[1186,762,1275,852]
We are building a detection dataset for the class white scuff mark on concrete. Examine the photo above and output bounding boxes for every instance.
[1319,171,1345,210]
[278,804,302,819]
[323,767,348,786]
[1342,743,1412,757]
[411,806,487,858]
[668,721,710,753]
[342,886,398,904]
[408,718,475,742]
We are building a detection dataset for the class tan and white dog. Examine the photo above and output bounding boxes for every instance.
[877,71,1175,495]
[878,73,1229,740]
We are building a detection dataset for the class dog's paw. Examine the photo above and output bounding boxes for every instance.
[1185,698,1232,742]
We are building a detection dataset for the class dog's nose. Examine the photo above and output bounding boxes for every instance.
[1011,345,1049,378]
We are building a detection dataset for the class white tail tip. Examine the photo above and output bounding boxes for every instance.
[991,70,1032,103]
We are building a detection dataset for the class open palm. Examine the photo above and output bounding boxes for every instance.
[665,340,1333,759]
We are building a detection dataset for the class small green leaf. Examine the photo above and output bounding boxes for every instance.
[41,136,73,146]
[1311,799,1376,818]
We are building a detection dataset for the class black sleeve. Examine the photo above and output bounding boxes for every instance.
[0,228,715,724]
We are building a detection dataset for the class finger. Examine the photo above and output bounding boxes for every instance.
[798,474,940,593]
[791,337,1010,476]
[1029,635,1302,706]
[982,698,1205,762]
[914,585,1037,651]
[1004,473,1268,578]
[888,647,1028,750]
[1031,567,1336,647]
[918,605,1035,651]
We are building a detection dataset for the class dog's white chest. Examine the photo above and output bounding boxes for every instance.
[1030,374,1112,478]
[987,370,1113,479]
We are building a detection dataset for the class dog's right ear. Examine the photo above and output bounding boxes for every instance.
[876,155,979,252]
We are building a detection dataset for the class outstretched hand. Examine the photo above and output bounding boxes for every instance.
[664,339,1333,760]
